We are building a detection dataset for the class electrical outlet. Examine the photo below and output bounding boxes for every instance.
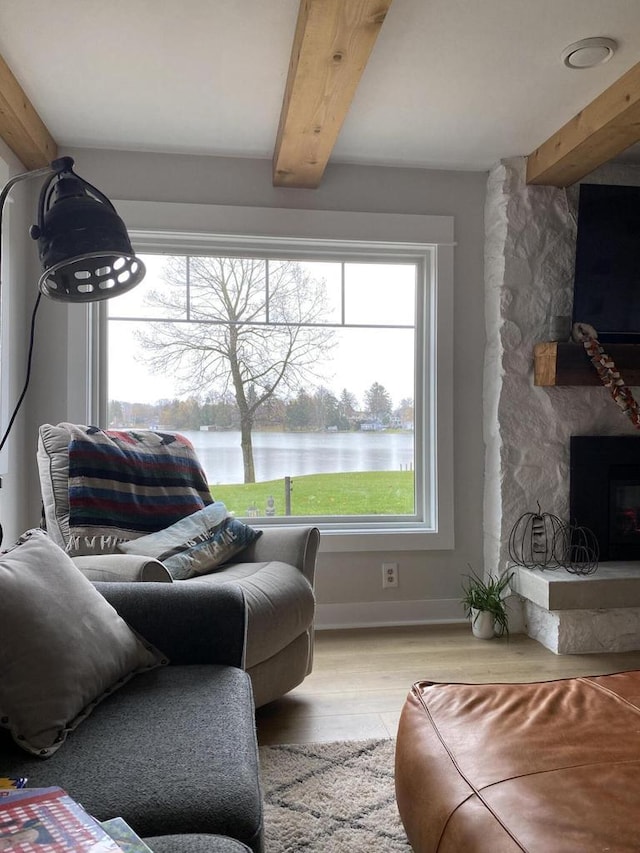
[382,562,398,588]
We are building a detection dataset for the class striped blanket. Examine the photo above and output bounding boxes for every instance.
[67,425,212,556]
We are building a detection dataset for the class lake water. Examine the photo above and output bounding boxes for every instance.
[181,429,414,485]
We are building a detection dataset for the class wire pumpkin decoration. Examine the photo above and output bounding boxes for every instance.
[508,503,566,569]
[553,522,599,575]
[508,502,599,575]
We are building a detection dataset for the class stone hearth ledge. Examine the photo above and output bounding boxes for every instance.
[512,564,640,654]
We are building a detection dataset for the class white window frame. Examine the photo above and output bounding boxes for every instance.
[70,201,454,553]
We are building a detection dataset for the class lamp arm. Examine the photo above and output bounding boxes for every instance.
[0,160,75,251]
[0,163,56,297]
[0,164,55,221]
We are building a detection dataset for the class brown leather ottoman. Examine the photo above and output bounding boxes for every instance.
[395,671,640,852]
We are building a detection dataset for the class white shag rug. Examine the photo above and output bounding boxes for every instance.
[259,738,411,852]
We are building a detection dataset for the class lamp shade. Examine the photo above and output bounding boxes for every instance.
[30,157,145,302]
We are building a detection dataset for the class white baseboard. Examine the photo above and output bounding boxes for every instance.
[315,598,465,630]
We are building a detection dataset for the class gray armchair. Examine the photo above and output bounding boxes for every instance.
[37,422,319,707]
[183,525,318,707]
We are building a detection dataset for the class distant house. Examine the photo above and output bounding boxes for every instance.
[360,420,384,432]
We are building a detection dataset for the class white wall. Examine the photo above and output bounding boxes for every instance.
[22,148,487,626]
[0,142,41,546]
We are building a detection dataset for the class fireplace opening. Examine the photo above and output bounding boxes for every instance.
[571,436,640,561]
[610,474,640,546]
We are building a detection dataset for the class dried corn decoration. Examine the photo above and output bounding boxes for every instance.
[572,322,640,429]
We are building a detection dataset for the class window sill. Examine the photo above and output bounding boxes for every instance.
[316,527,453,552]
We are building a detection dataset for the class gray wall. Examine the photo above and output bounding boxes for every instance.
[22,148,487,625]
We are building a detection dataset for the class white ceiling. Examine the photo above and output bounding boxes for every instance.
[1,0,639,172]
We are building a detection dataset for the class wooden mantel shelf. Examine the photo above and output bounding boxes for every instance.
[534,341,640,386]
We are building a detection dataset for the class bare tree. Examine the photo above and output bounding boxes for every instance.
[136,256,335,482]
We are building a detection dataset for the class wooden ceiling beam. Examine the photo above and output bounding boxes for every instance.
[273,0,393,189]
[526,60,640,187]
[0,52,57,170]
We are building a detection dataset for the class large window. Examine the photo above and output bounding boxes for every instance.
[91,204,453,551]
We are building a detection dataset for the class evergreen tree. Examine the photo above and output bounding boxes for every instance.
[364,382,393,424]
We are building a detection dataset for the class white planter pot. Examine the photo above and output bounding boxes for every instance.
[471,608,495,640]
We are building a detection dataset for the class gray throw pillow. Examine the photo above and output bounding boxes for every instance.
[0,530,167,757]
[119,501,262,580]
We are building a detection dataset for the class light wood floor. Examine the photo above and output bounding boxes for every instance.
[255,624,640,746]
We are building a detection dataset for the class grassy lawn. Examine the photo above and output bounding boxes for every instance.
[211,470,415,517]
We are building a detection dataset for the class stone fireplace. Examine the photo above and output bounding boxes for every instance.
[484,157,640,653]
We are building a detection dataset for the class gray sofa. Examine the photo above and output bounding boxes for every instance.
[37,423,319,708]
[0,582,264,853]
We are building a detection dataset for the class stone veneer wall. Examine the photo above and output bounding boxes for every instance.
[483,157,640,632]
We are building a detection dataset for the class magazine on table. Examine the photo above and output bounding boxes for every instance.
[99,817,153,853]
[0,786,123,851]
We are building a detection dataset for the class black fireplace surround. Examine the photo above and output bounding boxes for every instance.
[570,435,640,561]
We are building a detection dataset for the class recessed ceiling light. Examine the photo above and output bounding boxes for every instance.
[561,37,617,69]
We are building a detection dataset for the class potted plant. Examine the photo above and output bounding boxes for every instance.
[461,566,513,639]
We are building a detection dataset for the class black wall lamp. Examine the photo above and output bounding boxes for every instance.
[0,155,146,302]
[0,156,146,466]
